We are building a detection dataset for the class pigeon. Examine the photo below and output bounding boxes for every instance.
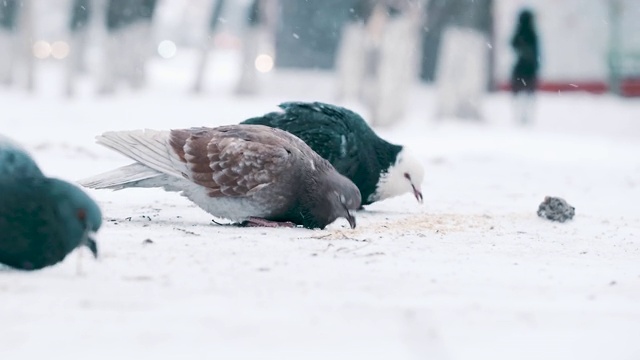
[0,135,101,270]
[0,135,43,178]
[241,102,425,206]
[79,125,362,229]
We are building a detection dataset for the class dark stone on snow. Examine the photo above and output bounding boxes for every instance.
[537,196,575,222]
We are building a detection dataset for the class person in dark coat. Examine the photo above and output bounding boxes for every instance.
[510,9,540,124]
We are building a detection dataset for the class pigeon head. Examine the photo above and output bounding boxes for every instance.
[47,178,102,258]
[373,147,425,203]
[303,168,361,229]
[0,135,43,178]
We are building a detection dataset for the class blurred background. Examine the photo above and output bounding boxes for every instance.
[2,3,640,357]
[0,0,638,128]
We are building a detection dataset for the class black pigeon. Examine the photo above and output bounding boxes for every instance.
[537,196,575,222]
[79,125,361,229]
[0,135,101,270]
[241,102,425,206]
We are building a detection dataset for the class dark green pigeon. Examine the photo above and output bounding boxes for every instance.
[241,102,425,206]
[0,135,102,270]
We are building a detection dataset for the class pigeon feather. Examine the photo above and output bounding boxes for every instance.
[241,102,425,205]
[80,125,361,229]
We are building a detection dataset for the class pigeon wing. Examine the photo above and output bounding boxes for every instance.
[169,126,298,197]
[242,102,362,177]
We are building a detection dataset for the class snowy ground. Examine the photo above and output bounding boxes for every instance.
[1,51,640,360]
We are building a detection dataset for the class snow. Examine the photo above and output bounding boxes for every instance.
[1,50,640,360]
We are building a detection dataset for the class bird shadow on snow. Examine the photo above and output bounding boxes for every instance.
[355,208,425,224]
[107,216,308,231]
[105,216,211,228]
[356,208,411,216]
[0,264,15,272]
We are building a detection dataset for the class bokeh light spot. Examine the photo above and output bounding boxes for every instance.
[255,54,274,73]
[33,41,51,59]
[157,40,177,59]
[51,41,70,59]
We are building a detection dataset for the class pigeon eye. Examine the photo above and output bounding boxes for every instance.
[340,194,346,203]
[404,173,411,180]
[77,209,86,221]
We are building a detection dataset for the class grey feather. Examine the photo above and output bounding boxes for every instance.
[82,125,362,229]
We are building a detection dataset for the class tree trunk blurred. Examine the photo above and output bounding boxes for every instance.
[334,0,376,101]
[192,0,226,94]
[335,21,368,101]
[368,1,422,127]
[434,26,488,120]
[0,0,20,86]
[99,0,156,94]
[421,0,493,89]
[66,0,92,97]
[235,0,276,96]
[428,0,493,121]
[21,0,35,92]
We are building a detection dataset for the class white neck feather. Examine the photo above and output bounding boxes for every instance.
[370,148,424,203]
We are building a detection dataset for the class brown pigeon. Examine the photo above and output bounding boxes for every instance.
[79,125,361,229]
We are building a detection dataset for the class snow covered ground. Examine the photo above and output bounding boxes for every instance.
[1,51,639,360]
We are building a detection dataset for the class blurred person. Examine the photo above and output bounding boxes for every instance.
[510,9,539,125]
[235,0,276,95]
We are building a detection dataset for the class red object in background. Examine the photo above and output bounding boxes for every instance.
[498,81,608,94]
[498,79,640,97]
[620,78,640,97]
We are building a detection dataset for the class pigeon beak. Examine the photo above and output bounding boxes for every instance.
[346,209,356,229]
[84,234,98,258]
[411,184,424,204]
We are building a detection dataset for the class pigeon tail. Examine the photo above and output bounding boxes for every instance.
[78,163,163,190]
[95,130,185,180]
